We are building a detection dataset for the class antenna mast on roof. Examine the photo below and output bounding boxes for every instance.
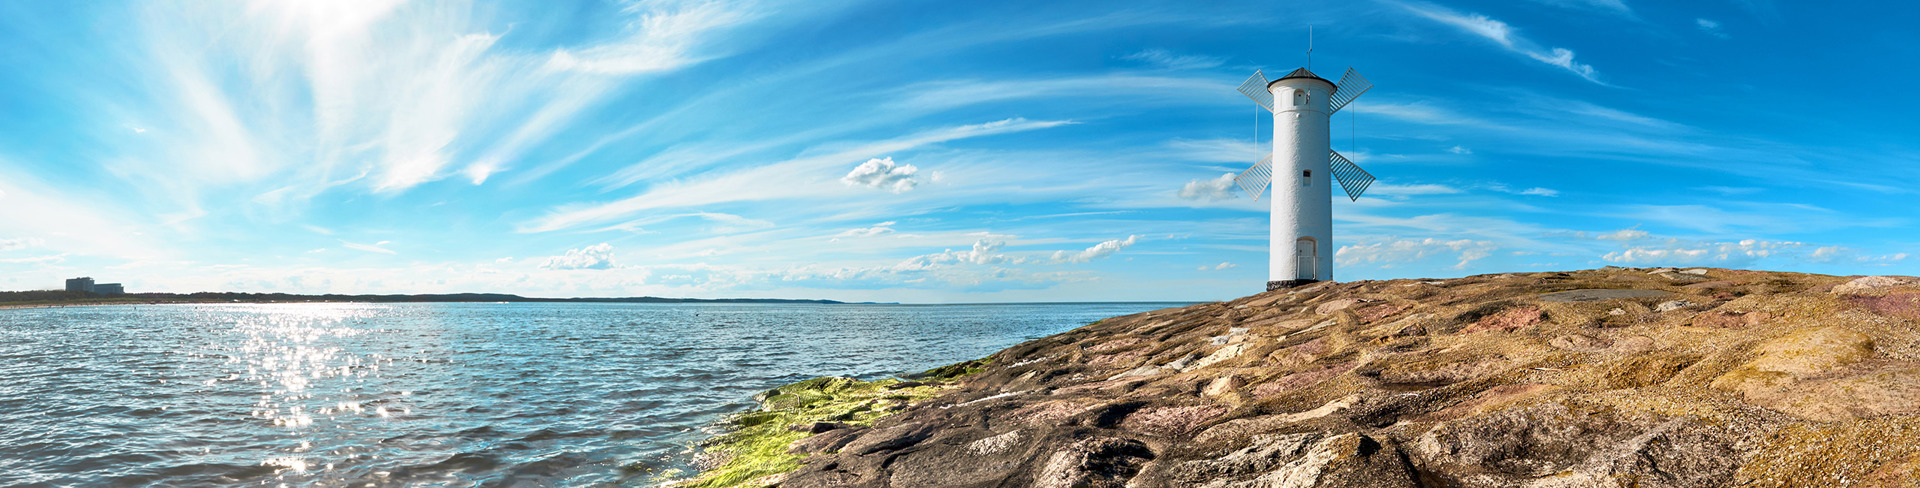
[1307,26,1314,70]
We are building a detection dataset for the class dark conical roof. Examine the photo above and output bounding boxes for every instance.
[1273,67,1331,84]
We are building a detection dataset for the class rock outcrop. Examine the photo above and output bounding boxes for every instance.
[695,269,1920,487]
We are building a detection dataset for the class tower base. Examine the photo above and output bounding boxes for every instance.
[1267,279,1320,292]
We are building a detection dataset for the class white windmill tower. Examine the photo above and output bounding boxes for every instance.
[1233,62,1375,291]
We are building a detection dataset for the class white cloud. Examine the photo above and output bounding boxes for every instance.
[1697,18,1730,39]
[541,243,617,270]
[1178,173,1238,202]
[544,0,750,74]
[1163,139,1265,164]
[340,240,397,255]
[1120,49,1225,70]
[1402,3,1607,85]
[1199,262,1237,271]
[1810,245,1846,261]
[1519,187,1560,197]
[1528,0,1632,14]
[1596,229,1648,241]
[1052,235,1139,264]
[894,239,1009,270]
[1337,238,1498,269]
[835,222,898,238]
[1371,183,1463,196]
[1601,239,1803,265]
[0,237,42,252]
[1448,145,1472,155]
[1808,246,1909,265]
[1525,48,1598,82]
[842,157,921,193]
[0,254,65,264]
[891,75,1224,112]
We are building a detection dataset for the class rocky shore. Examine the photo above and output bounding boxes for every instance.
[687,268,1920,487]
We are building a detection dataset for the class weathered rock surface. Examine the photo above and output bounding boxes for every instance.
[723,268,1920,487]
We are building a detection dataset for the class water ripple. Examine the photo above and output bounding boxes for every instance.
[0,301,1183,486]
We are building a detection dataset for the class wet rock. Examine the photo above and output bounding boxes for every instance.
[1033,437,1154,488]
[789,421,851,434]
[1412,402,1737,487]
[1171,433,1416,488]
[1118,404,1228,436]
[840,420,937,455]
[967,429,1023,455]
[881,429,1037,487]
[788,426,866,454]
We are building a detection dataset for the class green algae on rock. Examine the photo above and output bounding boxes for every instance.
[693,269,1920,487]
[676,360,990,488]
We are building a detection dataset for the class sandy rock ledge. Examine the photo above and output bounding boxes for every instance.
[688,268,1920,488]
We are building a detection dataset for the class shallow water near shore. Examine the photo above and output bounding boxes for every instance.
[0,301,1186,487]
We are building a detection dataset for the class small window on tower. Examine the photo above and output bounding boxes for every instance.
[1302,170,1311,187]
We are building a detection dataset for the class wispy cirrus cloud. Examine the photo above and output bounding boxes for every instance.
[518,118,1073,233]
[1398,2,1608,85]
[340,240,397,255]
[1120,49,1225,70]
[1696,18,1730,39]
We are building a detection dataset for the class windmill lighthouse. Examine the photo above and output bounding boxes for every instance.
[1233,65,1375,291]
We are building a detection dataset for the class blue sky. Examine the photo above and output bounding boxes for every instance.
[0,0,1915,302]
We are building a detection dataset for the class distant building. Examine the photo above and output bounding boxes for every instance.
[63,277,124,295]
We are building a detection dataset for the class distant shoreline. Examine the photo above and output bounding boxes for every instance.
[0,297,1197,311]
[0,291,884,310]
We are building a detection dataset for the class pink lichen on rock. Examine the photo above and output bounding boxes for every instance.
[1118,405,1227,436]
[1461,306,1543,334]
[1253,361,1356,398]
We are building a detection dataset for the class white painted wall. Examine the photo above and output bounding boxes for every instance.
[1267,74,1336,283]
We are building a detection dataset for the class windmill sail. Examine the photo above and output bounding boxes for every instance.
[1329,68,1372,114]
[1328,151,1374,201]
[1238,70,1274,112]
[1235,155,1274,201]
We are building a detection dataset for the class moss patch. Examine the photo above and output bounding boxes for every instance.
[680,360,988,487]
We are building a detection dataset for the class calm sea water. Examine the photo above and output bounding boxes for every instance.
[0,301,1186,487]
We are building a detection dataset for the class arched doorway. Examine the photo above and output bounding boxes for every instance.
[1295,237,1317,281]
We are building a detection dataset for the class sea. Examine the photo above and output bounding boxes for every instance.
[0,301,1189,487]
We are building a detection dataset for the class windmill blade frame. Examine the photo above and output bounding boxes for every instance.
[1235,155,1274,201]
[1237,70,1275,112]
[1328,151,1374,201]
[1328,67,1372,114]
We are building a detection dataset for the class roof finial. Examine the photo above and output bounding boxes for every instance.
[1307,25,1314,70]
